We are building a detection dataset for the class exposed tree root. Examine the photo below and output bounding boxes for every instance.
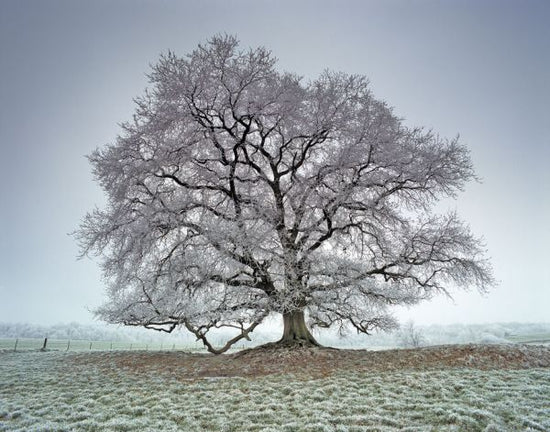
[233,338,339,358]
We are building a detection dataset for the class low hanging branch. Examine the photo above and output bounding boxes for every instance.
[182,313,268,354]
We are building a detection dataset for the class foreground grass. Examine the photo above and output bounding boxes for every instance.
[1,350,549,431]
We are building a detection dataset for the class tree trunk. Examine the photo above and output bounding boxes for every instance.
[278,310,320,346]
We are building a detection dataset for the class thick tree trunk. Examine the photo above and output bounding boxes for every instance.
[278,310,320,346]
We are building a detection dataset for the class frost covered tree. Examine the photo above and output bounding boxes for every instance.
[398,321,425,348]
[77,35,493,353]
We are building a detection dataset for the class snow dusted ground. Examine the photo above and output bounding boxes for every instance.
[1,346,549,431]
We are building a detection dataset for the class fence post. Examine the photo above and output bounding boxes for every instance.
[89,342,93,350]
[14,339,18,352]
[110,342,113,351]
[41,338,48,351]
[67,340,71,351]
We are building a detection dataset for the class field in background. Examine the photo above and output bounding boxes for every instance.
[1,328,549,355]
[0,338,205,353]
[1,349,549,431]
[507,333,550,344]
[2,322,550,354]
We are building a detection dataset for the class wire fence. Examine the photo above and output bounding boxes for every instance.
[0,337,206,352]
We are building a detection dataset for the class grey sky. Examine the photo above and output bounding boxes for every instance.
[0,0,548,326]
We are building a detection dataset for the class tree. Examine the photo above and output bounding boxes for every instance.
[76,35,494,354]
[398,321,425,348]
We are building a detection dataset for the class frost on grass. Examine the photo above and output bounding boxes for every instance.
[1,350,549,431]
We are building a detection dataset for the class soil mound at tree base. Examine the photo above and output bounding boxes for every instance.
[71,344,550,379]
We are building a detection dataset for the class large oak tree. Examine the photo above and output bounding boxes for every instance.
[77,35,493,353]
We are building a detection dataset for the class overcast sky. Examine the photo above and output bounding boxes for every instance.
[1,0,548,328]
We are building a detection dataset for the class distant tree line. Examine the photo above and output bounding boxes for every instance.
[0,322,188,344]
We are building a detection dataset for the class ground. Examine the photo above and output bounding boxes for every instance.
[71,343,550,379]
[1,344,549,431]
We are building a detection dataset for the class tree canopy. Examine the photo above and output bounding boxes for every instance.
[77,35,493,353]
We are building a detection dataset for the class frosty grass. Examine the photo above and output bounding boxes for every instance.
[1,350,549,431]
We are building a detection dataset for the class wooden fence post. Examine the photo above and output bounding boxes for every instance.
[66,340,71,351]
[14,339,18,352]
[41,338,48,351]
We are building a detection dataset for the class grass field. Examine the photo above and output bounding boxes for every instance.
[1,348,549,431]
[506,333,550,344]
